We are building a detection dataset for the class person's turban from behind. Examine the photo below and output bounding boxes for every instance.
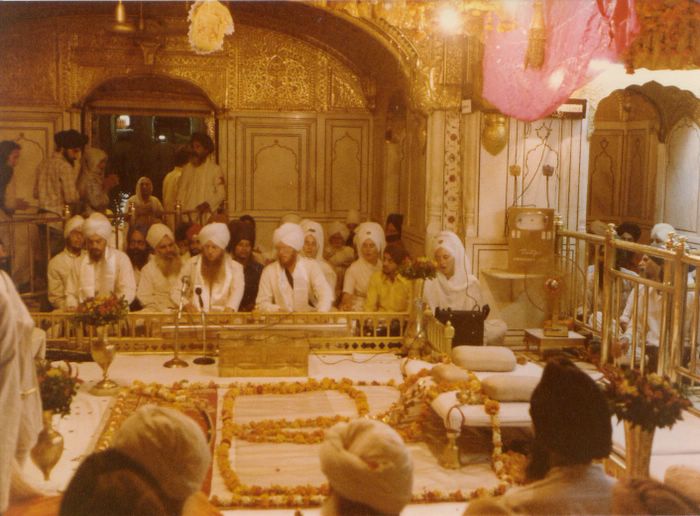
[651,223,675,244]
[111,405,211,510]
[320,418,413,515]
[198,222,230,250]
[527,357,612,481]
[60,449,169,516]
[83,212,112,243]
[273,222,305,252]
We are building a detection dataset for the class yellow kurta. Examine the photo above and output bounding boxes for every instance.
[364,272,411,312]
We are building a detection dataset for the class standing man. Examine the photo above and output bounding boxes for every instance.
[256,222,333,312]
[162,145,191,227]
[176,132,226,221]
[174,222,244,313]
[47,215,85,310]
[65,213,136,308]
[137,223,182,312]
[34,129,88,256]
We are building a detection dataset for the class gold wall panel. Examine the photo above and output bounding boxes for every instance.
[588,132,623,220]
[623,129,648,219]
[325,120,369,213]
[0,29,58,105]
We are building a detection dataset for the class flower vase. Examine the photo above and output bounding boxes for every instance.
[30,410,64,481]
[89,325,119,396]
[404,279,427,358]
[624,420,655,478]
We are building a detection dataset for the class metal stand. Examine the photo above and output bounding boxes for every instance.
[193,309,215,365]
[164,277,189,368]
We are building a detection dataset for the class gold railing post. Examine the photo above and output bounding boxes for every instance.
[600,223,616,365]
[666,236,686,381]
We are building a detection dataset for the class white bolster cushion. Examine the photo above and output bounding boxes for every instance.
[430,363,471,384]
[664,465,700,505]
[481,375,540,402]
[452,345,516,372]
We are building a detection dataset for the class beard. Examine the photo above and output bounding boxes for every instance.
[88,247,104,262]
[201,252,225,285]
[155,253,182,277]
[127,248,149,269]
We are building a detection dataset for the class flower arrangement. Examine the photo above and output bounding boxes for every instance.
[399,256,438,280]
[35,360,81,417]
[72,294,129,327]
[603,367,691,432]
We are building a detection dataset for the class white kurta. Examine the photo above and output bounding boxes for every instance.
[174,255,244,312]
[465,464,616,515]
[136,258,181,312]
[342,259,380,311]
[175,159,226,214]
[256,257,333,312]
[47,249,85,310]
[0,271,42,512]
[65,247,137,307]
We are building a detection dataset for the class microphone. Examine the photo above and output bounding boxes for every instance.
[195,286,204,311]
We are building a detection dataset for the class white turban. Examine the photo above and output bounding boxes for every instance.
[83,147,106,174]
[346,209,360,225]
[300,219,324,259]
[590,220,610,237]
[82,213,112,243]
[327,221,350,242]
[63,215,85,238]
[651,223,675,243]
[280,213,302,225]
[273,222,305,251]
[320,419,413,515]
[146,223,174,249]
[198,222,230,250]
[429,230,471,285]
[354,221,385,255]
[112,405,211,502]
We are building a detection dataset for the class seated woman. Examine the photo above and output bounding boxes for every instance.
[300,219,337,302]
[340,222,385,311]
[423,230,507,345]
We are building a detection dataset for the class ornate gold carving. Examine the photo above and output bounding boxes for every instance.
[330,67,366,110]
[0,30,57,104]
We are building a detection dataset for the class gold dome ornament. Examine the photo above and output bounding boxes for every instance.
[481,113,508,156]
[188,0,234,55]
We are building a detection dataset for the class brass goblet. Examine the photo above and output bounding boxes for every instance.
[89,325,120,396]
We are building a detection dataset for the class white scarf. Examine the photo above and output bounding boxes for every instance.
[425,231,480,310]
[78,247,117,300]
[272,258,314,311]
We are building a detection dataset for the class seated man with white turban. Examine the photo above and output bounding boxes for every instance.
[340,222,385,311]
[137,224,183,312]
[96,405,211,515]
[320,418,413,516]
[256,222,333,312]
[65,213,136,308]
[300,219,337,300]
[423,231,507,345]
[47,215,85,310]
[174,222,244,312]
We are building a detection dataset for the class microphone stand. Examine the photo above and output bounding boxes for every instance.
[193,286,215,365]
[164,276,189,368]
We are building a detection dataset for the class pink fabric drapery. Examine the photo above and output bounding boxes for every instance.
[482,0,638,121]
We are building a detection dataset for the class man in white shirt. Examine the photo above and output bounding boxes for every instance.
[175,133,226,220]
[174,222,244,312]
[137,223,182,312]
[256,222,333,312]
[47,215,85,310]
[65,213,136,308]
[161,146,191,227]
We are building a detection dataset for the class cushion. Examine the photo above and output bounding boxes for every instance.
[664,465,700,505]
[430,363,470,383]
[481,375,540,402]
[452,345,516,372]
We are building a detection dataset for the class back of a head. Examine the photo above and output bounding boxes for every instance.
[60,449,168,516]
[530,357,612,464]
[111,405,211,504]
[320,419,413,515]
[612,478,700,515]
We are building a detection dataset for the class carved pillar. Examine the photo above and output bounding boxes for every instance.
[462,112,480,238]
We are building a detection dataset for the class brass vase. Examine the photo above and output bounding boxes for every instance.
[404,279,427,358]
[624,420,655,479]
[89,325,120,396]
[30,410,64,481]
